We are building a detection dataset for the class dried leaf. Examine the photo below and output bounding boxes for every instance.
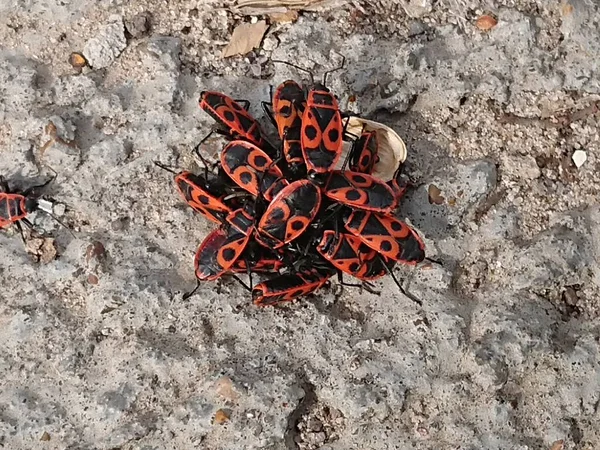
[269,10,299,23]
[40,431,51,441]
[222,21,268,58]
[561,2,574,16]
[342,117,407,181]
[237,0,321,6]
[214,376,240,401]
[475,14,498,31]
[214,408,231,424]
[428,184,445,205]
[26,237,58,264]
[234,0,338,14]
[550,440,564,450]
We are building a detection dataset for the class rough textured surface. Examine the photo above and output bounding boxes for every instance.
[1,1,599,449]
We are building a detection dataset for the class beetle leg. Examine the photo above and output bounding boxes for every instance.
[234,99,251,111]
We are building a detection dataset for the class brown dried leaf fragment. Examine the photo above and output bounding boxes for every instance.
[269,10,299,23]
[214,408,231,424]
[222,21,268,58]
[428,184,445,205]
[26,237,58,264]
[215,376,240,402]
[561,2,574,16]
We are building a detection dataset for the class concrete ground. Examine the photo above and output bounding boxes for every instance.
[1,0,599,449]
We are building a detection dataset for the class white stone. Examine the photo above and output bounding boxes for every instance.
[83,16,127,69]
[572,150,587,168]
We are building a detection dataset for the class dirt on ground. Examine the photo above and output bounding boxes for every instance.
[1,1,599,449]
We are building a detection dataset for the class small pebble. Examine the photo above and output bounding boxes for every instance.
[214,376,240,401]
[86,241,107,262]
[125,12,151,38]
[214,409,230,425]
[69,52,87,68]
[83,16,127,69]
[53,203,67,217]
[475,14,498,31]
[572,150,587,168]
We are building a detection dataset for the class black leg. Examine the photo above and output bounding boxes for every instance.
[380,259,422,306]
[154,161,178,175]
[15,221,27,245]
[47,211,76,238]
[23,204,75,238]
[244,258,253,290]
[360,281,381,295]
[22,175,56,197]
[183,280,201,300]
[0,175,10,193]
[255,156,284,202]
[261,101,277,128]
[21,217,53,240]
[336,272,381,295]
[21,218,35,230]
[316,203,344,227]
[332,282,344,298]
[234,99,251,111]
[193,130,215,162]
[194,134,216,179]
[340,115,365,137]
[230,274,251,292]
[339,116,356,171]
[343,130,360,141]
[424,257,443,266]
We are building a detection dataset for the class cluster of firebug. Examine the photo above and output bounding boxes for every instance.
[159,60,427,307]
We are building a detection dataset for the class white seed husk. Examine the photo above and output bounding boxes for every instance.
[338,117,408,181]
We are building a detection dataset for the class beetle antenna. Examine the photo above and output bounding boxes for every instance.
[322,54,346,85]
[154,161,179,175]
[48,212,76,237]
[271,60,315,85]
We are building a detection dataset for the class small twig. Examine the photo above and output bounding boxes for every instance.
[498,100,600,129]
[39,120,79,158]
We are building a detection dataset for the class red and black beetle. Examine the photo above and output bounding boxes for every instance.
[0,174,62,242]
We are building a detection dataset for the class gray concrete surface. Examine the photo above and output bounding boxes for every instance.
[1,1,599,449]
